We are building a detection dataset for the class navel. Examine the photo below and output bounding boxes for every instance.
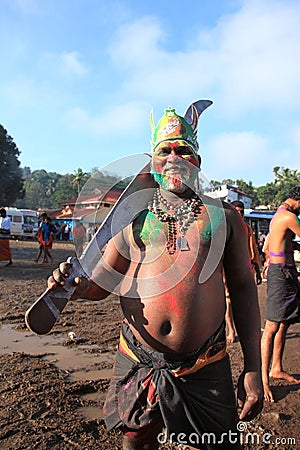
[160,320,172,335]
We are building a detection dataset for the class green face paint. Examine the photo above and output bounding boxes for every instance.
[151,140,199,193]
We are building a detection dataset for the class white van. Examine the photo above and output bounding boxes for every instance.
[5,208,39,239]
[6,208,23,239]
[20,209,39,238]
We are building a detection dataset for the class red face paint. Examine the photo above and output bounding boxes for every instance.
[152,140,199,192]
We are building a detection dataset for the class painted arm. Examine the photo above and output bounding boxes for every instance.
[223,209,263,421]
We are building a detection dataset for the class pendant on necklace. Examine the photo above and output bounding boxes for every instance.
[176,236,190,251]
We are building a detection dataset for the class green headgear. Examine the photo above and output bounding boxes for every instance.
[150,100,213,152]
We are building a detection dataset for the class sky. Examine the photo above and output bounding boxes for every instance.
[1,0,300,187]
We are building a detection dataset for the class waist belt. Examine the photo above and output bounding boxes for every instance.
[119,328,227,378]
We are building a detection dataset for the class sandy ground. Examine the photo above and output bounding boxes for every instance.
[0,240,299,449]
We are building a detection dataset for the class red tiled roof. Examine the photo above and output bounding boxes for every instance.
[102,190,122,203]
[46,209,65,219]
[49,188,123,220]
[62,188,122,206]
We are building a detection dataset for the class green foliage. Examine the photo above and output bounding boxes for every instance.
[16,167,124,210]
[0,125,24,205]
[209,180,222,187]
[51,174,79,207]
[71,168,89,196]
[15,169,76,210]
[256,183,278,209]
[79,169,121,195]
[271,166,300,205]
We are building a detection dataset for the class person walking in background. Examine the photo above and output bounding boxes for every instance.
[258,231,266,245]
[0,208,12,266]
[261,233,270,281]
[59,222,66,241]
[224,200,262,343]
[261,186,300,402]
[257,231,267,266]
[87,224,96,242]
[35,216,57,264]
[54,222,61,240]
[63,223,70,241]
[37,212,47,226]
[34,213,47,263]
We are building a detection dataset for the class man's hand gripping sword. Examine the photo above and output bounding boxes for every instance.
[25,160,156,334]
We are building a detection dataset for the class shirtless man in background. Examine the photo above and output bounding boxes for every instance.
[261,186,300,403]
[48,101,263,449]
[225,200,262,344]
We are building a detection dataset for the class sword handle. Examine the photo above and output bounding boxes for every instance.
[25,158,155,334]
[25,257,87,334]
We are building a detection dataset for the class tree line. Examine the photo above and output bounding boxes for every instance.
[1,124,300,211]
[15,166,123,210]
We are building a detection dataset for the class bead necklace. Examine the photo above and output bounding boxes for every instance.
[148,188,203,254]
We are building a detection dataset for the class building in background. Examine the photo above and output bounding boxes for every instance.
[204,183,252,209]
[204,184,276,239]
[46,187,122,240]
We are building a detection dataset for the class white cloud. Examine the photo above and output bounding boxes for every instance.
[10,0,42,14]
[283,123,300,170]
[107,0,300,114]
[59,51,88,76]
[40,51,88,77]
[62,0,300,180]
[213,0,300,114]
[107,16,215,103]
[0,74,64,113]
[289,122,300,150]
[1,77,41,108]
[64,101,147,136]
[107,16,166,69]
[202,131,271,183]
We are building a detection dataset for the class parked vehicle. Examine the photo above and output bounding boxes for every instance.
[20,209,39,238]
[5,208,39,239]
[5,208,23,239]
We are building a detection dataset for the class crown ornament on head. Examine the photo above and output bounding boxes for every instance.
[150,100,213,152]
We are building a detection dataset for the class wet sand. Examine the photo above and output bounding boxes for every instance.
[0,240,299,449]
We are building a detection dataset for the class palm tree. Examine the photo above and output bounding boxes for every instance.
[273,166,300,185]
[272,166,300,207]
[71,168,87,196]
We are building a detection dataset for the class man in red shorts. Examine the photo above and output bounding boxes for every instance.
[0,208,13,266]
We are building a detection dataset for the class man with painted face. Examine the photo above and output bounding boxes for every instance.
[48,101,263,449]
